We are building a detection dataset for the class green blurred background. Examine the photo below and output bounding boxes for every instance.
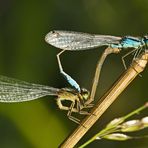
[0,0,148,147]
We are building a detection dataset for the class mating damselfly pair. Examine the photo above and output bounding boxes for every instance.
[0,30,147,123]
[45,30,148,92]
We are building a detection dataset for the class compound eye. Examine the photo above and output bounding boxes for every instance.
[81,88,90,100]
[51,30,55,34]
[81,88,88,93]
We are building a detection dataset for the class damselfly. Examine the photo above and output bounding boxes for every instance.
[0,75,91,123]
[45,30,148,104]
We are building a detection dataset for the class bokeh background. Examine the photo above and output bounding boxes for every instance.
[0,0,148,147]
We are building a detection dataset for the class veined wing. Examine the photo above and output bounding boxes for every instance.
[45,30,122,50]
[0,75,60,102]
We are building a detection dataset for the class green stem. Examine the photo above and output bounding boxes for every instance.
[122,102,148,121]
[79,102,148,148]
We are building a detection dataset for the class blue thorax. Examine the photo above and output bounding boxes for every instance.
[111,36,146,49]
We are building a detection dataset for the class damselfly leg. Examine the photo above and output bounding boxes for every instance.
[122,48,142,69]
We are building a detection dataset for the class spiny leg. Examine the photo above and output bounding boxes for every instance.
[133,48,140,59]
[79,101,94,109]
[68,101,90,127]
[57,50,80,92]
[76,100,90,115]
[134,47,143,59]
[122,48,143,78]
[76,101,96,117]
[83,101,94,108]
[122,48,139,69]
[67,101,80,124]
[79,110,90,115]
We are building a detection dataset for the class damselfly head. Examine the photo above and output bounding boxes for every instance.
[45,30,59,44]
[45,30,69,50]
[81,88,90,100]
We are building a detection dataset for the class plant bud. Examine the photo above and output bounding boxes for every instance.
[141,116,148,128]
[121,120,142,132]
[106,117,124,128]
[103,133,131,141]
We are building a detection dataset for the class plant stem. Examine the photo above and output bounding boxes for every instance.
[79,102,148,148]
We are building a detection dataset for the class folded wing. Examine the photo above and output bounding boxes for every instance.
[0,75,59,102]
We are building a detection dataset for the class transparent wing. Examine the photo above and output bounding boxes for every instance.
[0,75,60,102]
[45,30,122,50]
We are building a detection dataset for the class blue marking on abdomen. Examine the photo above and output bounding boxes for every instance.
[111,37,143,49]
[62,71,81,92]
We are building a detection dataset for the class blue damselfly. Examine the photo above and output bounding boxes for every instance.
[45,30,147,103]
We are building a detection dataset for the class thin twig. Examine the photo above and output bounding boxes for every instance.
[60,51,148,148]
